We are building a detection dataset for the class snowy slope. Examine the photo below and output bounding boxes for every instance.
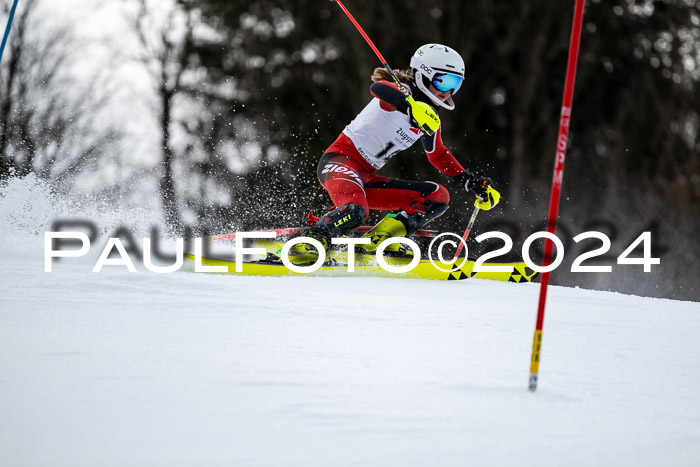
[1,177,700,466]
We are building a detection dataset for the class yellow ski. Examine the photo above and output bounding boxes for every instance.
[183,253,537,282]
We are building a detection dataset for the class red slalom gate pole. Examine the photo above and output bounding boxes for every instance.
[529,0,586,392]
[332,0,388,65]
[331,0,409,97]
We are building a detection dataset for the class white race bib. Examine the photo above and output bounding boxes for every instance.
[342,97,423,170]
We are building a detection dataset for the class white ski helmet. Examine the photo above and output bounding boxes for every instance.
[409,43,465,110]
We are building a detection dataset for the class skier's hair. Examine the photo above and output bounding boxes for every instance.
[371,67,414,84]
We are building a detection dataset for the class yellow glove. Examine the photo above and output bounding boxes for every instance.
[474,184,501,210]
[405,96,440,136]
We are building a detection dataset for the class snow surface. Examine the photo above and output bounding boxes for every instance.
[1,176,700,466]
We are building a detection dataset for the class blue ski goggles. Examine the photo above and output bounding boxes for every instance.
[431,73,464,94]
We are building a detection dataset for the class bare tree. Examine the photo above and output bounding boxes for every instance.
[0,0,121,185]
[128,0,192,232]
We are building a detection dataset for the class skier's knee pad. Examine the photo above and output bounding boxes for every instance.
[425,183,450,206]
[423,199,449,223]
[315,204,367,237]
[410,183,449,222]
[398,200,448,236]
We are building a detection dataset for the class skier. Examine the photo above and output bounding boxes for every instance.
[289,43,501,265]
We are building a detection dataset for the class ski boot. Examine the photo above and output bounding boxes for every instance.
[287,204,366,265]
[286,227,330,265]
[359,212,419,257]
[360,201,449,257]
